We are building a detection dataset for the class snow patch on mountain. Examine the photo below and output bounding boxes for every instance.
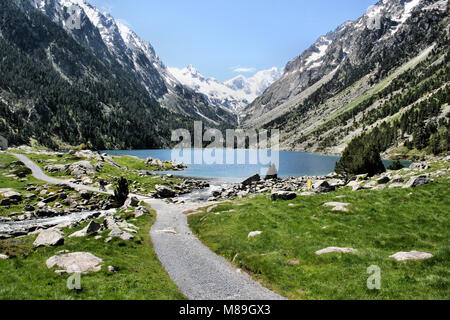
[168,66,281,113]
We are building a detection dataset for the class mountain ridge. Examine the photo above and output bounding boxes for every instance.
[241,0,449,159]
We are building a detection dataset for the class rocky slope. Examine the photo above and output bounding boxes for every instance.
[169,65,281,114]
[241,0,449,158]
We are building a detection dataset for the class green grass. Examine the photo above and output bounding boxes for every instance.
[189,177,450,300]
[0,205,186,300]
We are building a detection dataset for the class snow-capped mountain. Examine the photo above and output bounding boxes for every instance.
[242,0,448,128]
[168,66,281,113]
[30,0,236,125]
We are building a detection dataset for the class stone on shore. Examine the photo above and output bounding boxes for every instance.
[46,252,103,273]
[389,251,433,261]
[265,164,278,180]
[69,221,101,238]
[242,174,261,186]
[315,247,357,255]
[34,229,64,248]
[154,185,176,198]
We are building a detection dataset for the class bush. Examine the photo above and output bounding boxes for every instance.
[335,138,386,177]
[113,177,129,207]
[388,160,404,171]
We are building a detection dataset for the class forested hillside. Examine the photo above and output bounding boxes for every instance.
[0,0,229,150]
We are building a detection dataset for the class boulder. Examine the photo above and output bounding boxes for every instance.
[376,176,390,184]
[134,206,149,218]
[271,191,297,201]
[34,229,64,248]
[265,164,278,180]
[109,227,134,241]
[389,251,433,261]
[403,175,433,188]
[44,164,68,173]
[242,174,261,186]
[313,180,334,193]
[68,161,96,176]
[80,190,92,200]
[46,252,103,273]
[315,247,357,255]
[154,185,176,198]
[410,162,430,171]
[35,208,59,217]
[1,191,22,202]
[123,196,139,208]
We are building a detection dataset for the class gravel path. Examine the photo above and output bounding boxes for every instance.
[10,153,113,195]
[147,198,286,300]
[11,153,285,300]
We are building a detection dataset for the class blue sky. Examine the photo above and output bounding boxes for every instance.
[89,0,378,82]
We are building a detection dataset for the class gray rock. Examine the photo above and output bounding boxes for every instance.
[46,252,103,273]
[377,176,390,184]
[109,227,134,241]
[389,251,433,261]
[44,164,68,173]
[34,229,64,248]
[315,247,357,255]
[154,185,176,198]
[242,174,261,186]
[134,206,149,218]
[313,180,334,193]
[24,204,35,212]
[389,183,405,189]
[80,190,92,200]
[123,196,139,208]
[410,162,430,171]
[68,161,96,176]
[1,191,22,201]
[265,164,278,180]
[271,191,297,201]
[403,175,433,188]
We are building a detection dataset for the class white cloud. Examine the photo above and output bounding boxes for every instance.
[232,67,256,73]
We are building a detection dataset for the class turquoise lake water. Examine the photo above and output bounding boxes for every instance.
[104,149,409,180]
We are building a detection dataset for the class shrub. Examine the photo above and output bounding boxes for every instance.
[388,160,404,171]
[335,138,386,177]
[113,177,129,207]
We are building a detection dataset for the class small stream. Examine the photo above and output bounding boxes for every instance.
[0,210,114,237]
